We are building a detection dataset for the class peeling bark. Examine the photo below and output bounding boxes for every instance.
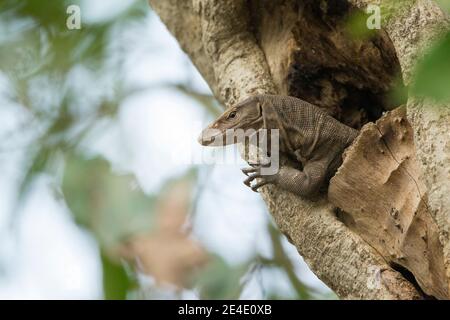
[329,107,448,299]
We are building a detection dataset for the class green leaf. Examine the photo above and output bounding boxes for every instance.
[101,251,133,300]
[412,32,450,102]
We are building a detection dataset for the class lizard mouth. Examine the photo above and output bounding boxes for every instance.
[197,130,225,146]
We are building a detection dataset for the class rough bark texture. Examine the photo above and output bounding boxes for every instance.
[251,0,402,126]
[347,0,450,297]
[329,107,448,299]
[148,0,449,299]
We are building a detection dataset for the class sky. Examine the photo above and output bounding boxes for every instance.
[0,0,331,299]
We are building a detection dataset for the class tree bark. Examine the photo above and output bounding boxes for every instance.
[148,0,449,299]
[348,0,450,297]
[329,106,448,299]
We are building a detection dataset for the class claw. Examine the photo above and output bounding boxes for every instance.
[242,163,277,192]
[243,173,262,187]
[251,180,270,192]
[241,167,258,176]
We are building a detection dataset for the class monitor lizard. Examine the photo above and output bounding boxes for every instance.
[198,94,358,198]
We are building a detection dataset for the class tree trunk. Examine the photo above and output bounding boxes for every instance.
[148,0,450,299]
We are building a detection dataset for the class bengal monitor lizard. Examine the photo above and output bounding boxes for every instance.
[198,94,358,198]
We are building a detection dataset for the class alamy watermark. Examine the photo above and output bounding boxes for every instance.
[367,265,382,290]
[66,5,82,30]
[172,122,280,176]
[366,4,381,30]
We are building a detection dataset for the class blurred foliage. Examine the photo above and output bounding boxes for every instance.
[412,32,450,102]
[387,75,409,107]
[195,255,249,299]
[344,10,378,40]
[0,0,149,211]
[117,176,209,289]
[344,0,413,39]
[436,0,450,12]
[101,251,135,300]
[62,154,157,248]
[174,84,222,117]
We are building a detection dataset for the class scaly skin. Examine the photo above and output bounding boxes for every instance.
[198,94,358,198]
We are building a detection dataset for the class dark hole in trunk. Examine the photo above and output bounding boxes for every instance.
[390,262,436,300]
[284,0,406,128]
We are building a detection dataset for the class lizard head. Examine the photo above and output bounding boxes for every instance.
[198,96,263,146]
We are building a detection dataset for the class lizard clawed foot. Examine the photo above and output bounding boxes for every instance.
[241,166,258,176]
[241,164,277,192]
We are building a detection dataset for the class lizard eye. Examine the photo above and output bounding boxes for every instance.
[228,111,237,120]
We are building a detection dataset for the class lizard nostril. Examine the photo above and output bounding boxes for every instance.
[198,130,215,146]
[198,132,207,145]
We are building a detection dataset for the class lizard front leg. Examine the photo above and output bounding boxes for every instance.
[242,161,327,197]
